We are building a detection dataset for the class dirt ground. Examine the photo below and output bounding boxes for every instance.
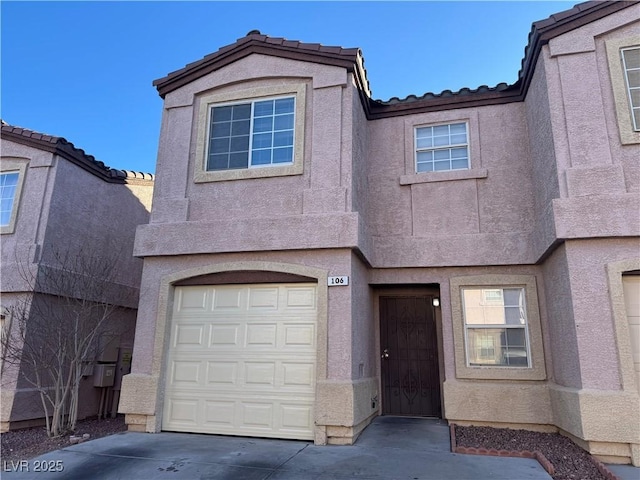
[1,416,127,463]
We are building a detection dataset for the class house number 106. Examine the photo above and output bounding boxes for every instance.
[328,276,349,286]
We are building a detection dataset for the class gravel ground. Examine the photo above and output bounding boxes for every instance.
[1,416,126,463]
[454,425,609,480]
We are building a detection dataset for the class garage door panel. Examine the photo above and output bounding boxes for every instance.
[168,395,315,439]
[245,362,277,386]
[241,403,274,429]
[176,287,211,312]
[623,279,640,316]
[285,287,316,309]
[248,287,279,310]
[213,288,244,310]
[164,283,317,440]
[283,324,315,347]
[210,324,241,346]
[206,361,238,385]
[166,398,199,424]
[175,324,205,347]
[171,361,202,384]
[280,404,314,430]
[204,401,236,426]
[170,357,315,390]
[623,277,640,391]
[282,362,315,387]
[246,324,277,346]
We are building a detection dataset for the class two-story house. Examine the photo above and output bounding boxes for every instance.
[119,1,640,465]
[1,122,154,431]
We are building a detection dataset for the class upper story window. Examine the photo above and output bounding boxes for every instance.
[462,287,530,368]
[1,172,19,227]
[194,84,306,183]
[415,122,469,173]
[605,37,640,145]
[207,96,295,171]
[621,46,640,131]
[0,159,28,234]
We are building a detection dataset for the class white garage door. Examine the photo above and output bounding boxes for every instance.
[623,276,640,392]
[163,283,317,440]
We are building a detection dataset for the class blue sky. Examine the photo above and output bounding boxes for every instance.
[2,1,575,174]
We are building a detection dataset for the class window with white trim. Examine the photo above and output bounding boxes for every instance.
[621,46,640,131]
[1,171,20,227]
[415,122,469,172]
[462,287,531,367]
[1,159,28,234]
[206,96,295,171]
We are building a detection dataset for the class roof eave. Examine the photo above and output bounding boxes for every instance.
[1,129,125,184]
[368,89,524,119]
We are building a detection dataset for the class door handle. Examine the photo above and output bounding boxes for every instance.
[381,349,389,359]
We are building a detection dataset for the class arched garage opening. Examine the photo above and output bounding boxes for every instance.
[159,263,327,441]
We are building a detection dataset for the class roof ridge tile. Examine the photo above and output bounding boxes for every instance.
[374,82,512,105]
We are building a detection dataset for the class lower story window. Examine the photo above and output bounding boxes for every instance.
[462,287,530,367]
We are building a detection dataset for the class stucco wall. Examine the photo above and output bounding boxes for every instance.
[148,54,353,229]
[1,143,56,293]
[43,158,151,306]
[540,244,581,388]
[539,9,640,237]
[564,239,640,390]
[349,79,373,262]
[366,103,537,268]
[350,253,375,382]
[7,295,138,424]
[1,138,152,428]
[524,57,561,260]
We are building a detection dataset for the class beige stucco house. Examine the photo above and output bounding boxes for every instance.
[119,1,640,465]
[0,122,154,430]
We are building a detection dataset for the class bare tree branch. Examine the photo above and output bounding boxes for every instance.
[1,244,136,437]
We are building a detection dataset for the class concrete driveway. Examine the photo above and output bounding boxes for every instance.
[2,416,552,479]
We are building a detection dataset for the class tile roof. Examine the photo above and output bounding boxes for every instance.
[154,30,369,99]
[1,121,153,183]
[368,0,638,117]
[153,1,637,119]
[514,0,638,100]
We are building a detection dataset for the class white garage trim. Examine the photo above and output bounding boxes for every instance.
[163,283,318,440]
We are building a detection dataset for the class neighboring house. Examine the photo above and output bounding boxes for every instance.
[0,122,153,431]
[118,1,640,466]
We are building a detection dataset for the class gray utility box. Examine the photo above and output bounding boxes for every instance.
[93,364,116,387]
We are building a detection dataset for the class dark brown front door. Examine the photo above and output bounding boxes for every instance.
[380,296,441,417]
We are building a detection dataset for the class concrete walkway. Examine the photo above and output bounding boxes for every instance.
[3,417,553,479]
